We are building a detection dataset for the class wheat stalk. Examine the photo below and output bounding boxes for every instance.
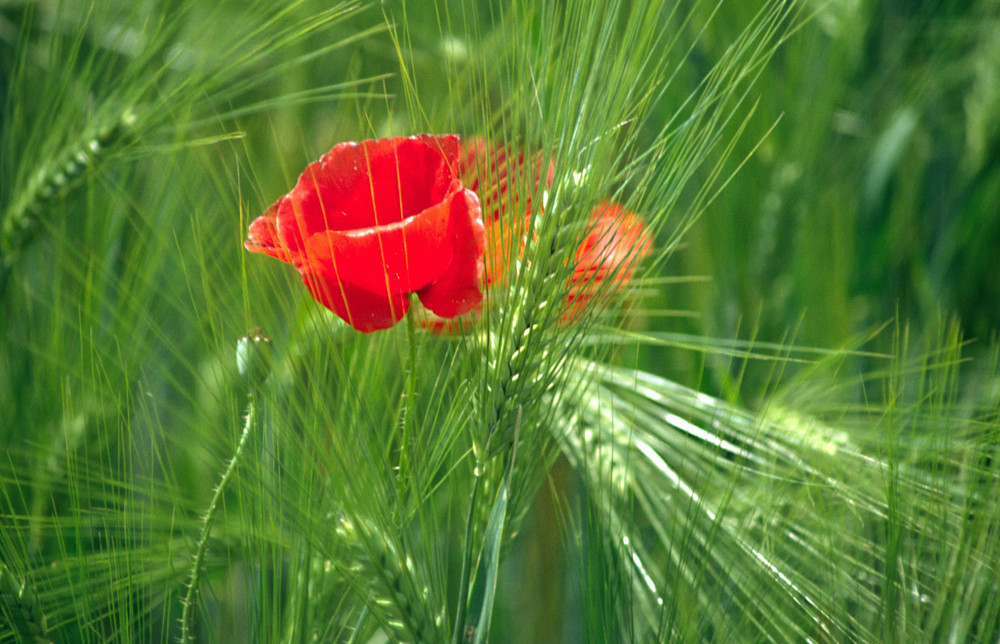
[0,562,51,644]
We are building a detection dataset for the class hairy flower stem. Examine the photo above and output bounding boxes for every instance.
[179,395,258,644]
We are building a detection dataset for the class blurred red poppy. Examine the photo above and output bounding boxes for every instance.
[246,135,486,333]
[564,200,652,321]
[460,138,553,287]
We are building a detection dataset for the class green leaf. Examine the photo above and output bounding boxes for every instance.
[463,460,512,644]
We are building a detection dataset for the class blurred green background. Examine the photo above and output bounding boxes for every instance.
[3,0,1000,641]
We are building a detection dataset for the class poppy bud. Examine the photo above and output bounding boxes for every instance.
[236,326,273,387]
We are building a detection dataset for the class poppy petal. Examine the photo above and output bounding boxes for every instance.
[299,263,411,333]
[573,201,651,289]
[284,136,460,239]
[418,188,486,317]
[245,197,293,262]
[300,187,461,296]
[565,201,652,323]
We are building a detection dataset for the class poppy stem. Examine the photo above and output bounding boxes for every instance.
[179,394,258,644]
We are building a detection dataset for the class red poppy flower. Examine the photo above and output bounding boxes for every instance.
[245,135,486,333]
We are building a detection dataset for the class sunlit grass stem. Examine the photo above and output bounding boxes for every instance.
[451,467,484,644]
[399,307,419,486]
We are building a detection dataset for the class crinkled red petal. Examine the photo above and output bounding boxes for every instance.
[245,198,293,262]
[301,185,464,296]
[277,136,460,258]
[299,263,411,333]
[417,189,486,318]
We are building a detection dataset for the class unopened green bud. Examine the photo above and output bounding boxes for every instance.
[236,326,273,387]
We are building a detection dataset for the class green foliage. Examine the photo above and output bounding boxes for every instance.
[2,0,999,642]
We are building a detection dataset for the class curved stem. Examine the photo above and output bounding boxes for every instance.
[179,395,258,644]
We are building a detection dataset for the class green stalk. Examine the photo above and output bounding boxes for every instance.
[399,309,419,486]
[0,562,49,644]
[1,109,137,284]
[179,395,258,644]
[451,468,484,644]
